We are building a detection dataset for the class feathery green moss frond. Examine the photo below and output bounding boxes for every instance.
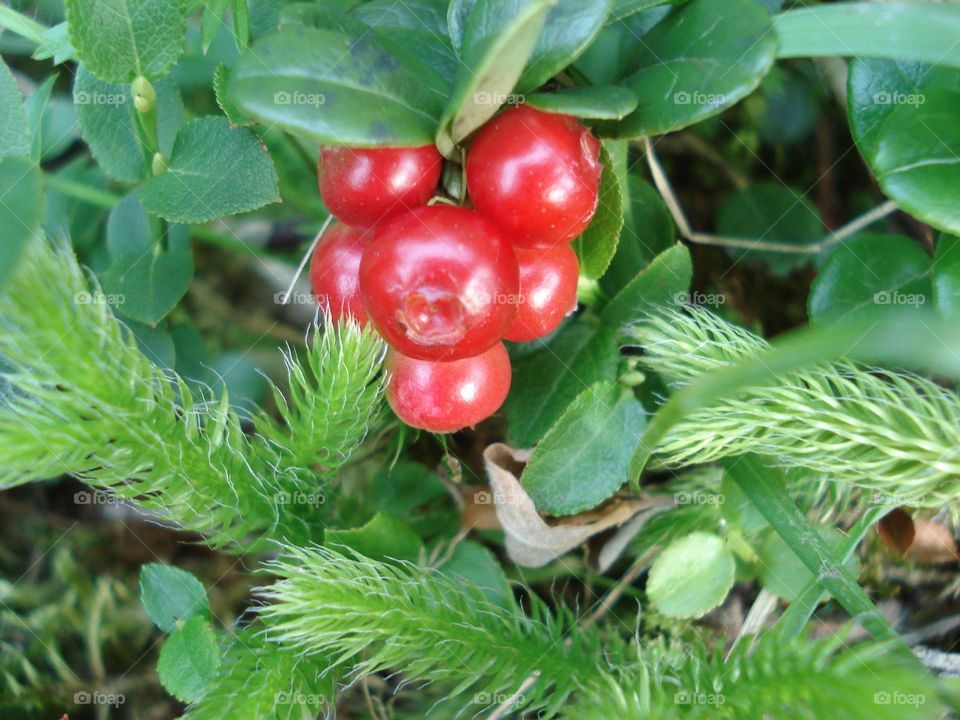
[0,239,385,550]
[632,308,960,506]
[570,631,946,719]
[258,544,617,717]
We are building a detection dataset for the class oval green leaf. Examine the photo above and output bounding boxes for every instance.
[607,0,777,138]
[573,141,624,279]
[523,381,646,516]
[526,85,638,120]
[601,244,691,327]
[849,58,960,236]
[647,532,736,618]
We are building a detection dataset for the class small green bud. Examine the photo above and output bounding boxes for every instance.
[132,76,156,114]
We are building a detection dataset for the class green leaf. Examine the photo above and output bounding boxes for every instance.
[523,382,645,516]
[139,117,279,223]
[809,234,931,324]
[102,248,194,324]
[436,0,552,156]
[106,192,153,258]
[139,563,210,633]
[934,234,960,320]
[607,0,777,138]
[0,157,43,289]
[66,0,187,83]
[437,540,511,606]
[73,67,184,183]
[647,532,736,618]
[212,65,250,127]
[849,59,960,236]
[354,0,451,36]
[228,27,442,146]
[326,513,423,562]
[573,141,624,279]
[33,22,78,64]
[507,318,621,446]
[774,3,960,69]
[600,174,675,296]
[758,524,854,603]
[716,182,825,275]
[231,0,249,49]
[608,0,674,22]
[0,57,29,159]
[157,615,221,703]
[449,0,612,94]
[601,244,691,327]
[525,86,638,120]
[123,318,176,368]
[372,461,446,517]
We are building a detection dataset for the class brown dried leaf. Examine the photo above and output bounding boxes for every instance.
[482,443,669,568]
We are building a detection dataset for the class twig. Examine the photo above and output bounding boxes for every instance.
[581,548,656,631]
[643,137,898,254]
[280,215,334,305]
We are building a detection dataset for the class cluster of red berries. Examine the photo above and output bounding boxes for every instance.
[310,105,602,433]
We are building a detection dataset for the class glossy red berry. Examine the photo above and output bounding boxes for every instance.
[386,343,511,432]
[504,244,579,342]
[359,206,519,361]
[309,222,370,325]
[318,145,443,228]
[466,105,602,247]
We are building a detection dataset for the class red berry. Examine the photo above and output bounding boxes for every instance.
[309,222,370,325]
[359,206,519,361]
[466,105,602,247]
[318,145,443,228]
[504,244,579,342]
[386,343,511,432]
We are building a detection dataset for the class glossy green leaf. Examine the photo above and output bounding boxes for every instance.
[608,0,777,138]
[326,513,422,562]
[809,234,931,324]
[602,244,691,327]
[229,27,442,146]
[0,57,29,159]
[73,68,184,183]
[354,0,450,36]
[849,59,960,235]
[33,22,77,64]
[608,0,674,22]
[157,615,221,703]
[0,157,43,288]
[933,234,960,320]
[449,0,612,94]
[600,174,676,296]
[507,318,621,447]
[139,563,209,633]
[526,86,638,121]
[647,532,736,618]
[139,117,279,223]
[102,248,193,324]
[716,182,825,275]
[523,382,645,516]
[436,0,551,156]
[774,3,960,69]
[66,0,187,82]
[573,142,624,279]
